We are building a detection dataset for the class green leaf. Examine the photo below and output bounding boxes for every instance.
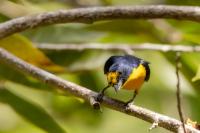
[0,62,56,93]
[166,0,200,6]
[23,24,105,43]
[23,24,108,72]
[0,14,9,22]
[0,87,66,133]
[192,66,200,82]
[163,52,200,93]
[183,33,200,44]
[87,20,160,43]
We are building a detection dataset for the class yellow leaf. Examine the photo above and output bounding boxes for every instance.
[186,118,200,130]
[0,0,30,18]
[0,34,64,73]
[0,0,43,18]
[192,66,200,82]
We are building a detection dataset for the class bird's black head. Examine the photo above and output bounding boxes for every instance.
[104,55,136,91]
[104,55,150,91]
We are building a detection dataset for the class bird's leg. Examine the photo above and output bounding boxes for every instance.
[125,90,138,106]
[96,85,110,102]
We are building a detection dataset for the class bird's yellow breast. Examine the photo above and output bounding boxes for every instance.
[122,64,146,91]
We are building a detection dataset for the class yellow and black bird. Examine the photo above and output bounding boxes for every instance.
[97,55,150,105]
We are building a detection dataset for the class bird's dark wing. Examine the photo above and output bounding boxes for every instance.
[141,60,150,81]
[124,55,150,81]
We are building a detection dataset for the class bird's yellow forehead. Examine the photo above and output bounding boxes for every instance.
[107,72,120,85]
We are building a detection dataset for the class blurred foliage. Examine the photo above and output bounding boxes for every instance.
[0,34,64,73]
[192,66,200,82]
[0,87,66,133]
[0,0,200,133]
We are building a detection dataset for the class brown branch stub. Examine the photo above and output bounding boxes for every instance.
[38,43,200,53]
[1,6,200,39]
[175,52,186,133]
[0,48,199,133]
[149,121,159,131]
[89,96,101,110]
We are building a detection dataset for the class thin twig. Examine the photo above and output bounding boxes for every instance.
[2,6,200,39]
[0,48,199,133]
[37,43,200,53]
[175,52,186,133]
[149,122,159,131]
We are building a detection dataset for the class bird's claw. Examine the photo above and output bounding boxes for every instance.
[125,100,134,106]
[124,101,134,112]
[96,93,104,103]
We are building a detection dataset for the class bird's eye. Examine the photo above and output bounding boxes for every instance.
[118,72,122,75]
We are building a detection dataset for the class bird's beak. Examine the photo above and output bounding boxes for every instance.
[113,80,123,92]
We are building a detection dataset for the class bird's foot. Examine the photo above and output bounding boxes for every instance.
[125,99,134,106]
[124,101,134,112]
[96,93,104,103]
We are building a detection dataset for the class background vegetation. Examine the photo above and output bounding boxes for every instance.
[0,0,200,133]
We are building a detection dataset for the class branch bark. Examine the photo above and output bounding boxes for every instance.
[38,43,200,52]
[1,5,200,39]
[0,48,199,133]
[175,52,186,133]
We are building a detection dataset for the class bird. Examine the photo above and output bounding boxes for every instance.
[97,55,150,106]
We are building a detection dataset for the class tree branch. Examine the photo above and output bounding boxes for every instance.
[0,48,199,133]
[38,43,200,53]
[1,5,200,39]
[175,52,186,133]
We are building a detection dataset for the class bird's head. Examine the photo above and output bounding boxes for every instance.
[106,71,124,92]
